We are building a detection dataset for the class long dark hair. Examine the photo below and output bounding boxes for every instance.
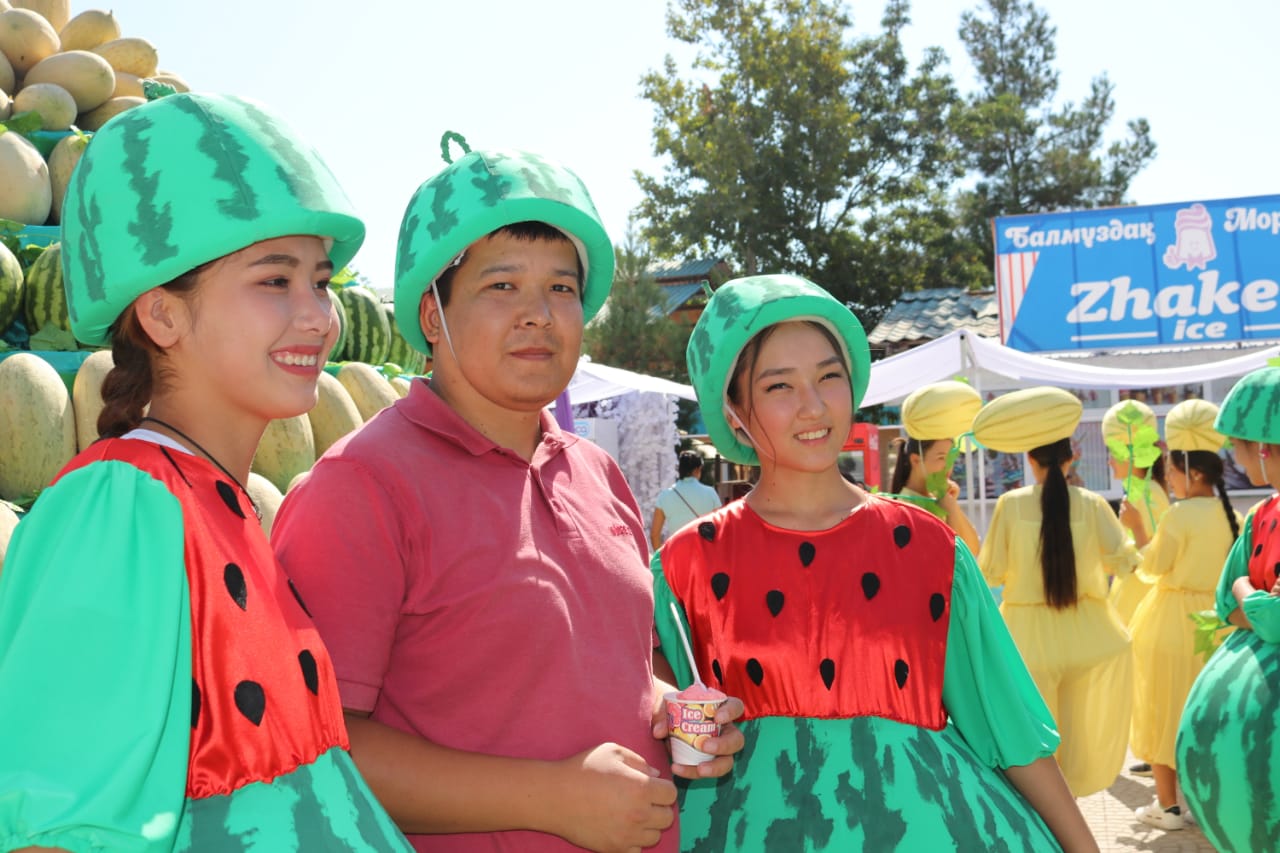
[97,268,204,439]
[890,437,941,494]
[1169,450,1240,541]
[1029,437,1077,610]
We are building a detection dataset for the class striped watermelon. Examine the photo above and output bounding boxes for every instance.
[329,289,349,363]
[0,242,23,337]
[381,302,426,375]
[334,285,390,365]
[22,242,70,337]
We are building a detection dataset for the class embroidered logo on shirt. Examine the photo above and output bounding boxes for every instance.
[610,524,632,537]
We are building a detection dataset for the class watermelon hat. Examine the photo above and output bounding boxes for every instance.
[61,92,365,347]
[393,134,614,355]
[687,274,870,466]
[1215,363,1280,444]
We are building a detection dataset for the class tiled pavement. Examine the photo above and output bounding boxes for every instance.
[1078,751,1218,852]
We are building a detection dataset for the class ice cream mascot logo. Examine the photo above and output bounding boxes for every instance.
[1163,203,1217,272]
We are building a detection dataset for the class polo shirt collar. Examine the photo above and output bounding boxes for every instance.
[400,378,580,458]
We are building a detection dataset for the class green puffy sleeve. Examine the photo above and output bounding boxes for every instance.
[652,548,697,689]
[0,461,191,853]
[1215,509,1255,620]
[943,541,1060,769]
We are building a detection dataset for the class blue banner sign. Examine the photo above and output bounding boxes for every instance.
[993,195,1280,352]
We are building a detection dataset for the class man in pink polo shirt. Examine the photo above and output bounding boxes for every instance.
[273,143,743,853]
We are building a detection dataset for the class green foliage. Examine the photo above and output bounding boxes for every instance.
[583,228,692,383]
[955,0,1156,266]
[635,0,974,317]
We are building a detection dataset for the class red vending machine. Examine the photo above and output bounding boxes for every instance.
[840,422,881,491]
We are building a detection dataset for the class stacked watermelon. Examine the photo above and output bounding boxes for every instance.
[0,236,79,351]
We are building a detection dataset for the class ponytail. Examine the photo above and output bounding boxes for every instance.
[1029,437,1077,609]
[95,266,205,440]
[97,310,156,439]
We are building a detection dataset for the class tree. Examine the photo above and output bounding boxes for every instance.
[955,0,1156,264]
[635,0,968,316]
[583,228,693,383]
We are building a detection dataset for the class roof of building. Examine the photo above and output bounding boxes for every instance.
[660,281,706,314]
[867,287,999,346]
[648,257,725,282]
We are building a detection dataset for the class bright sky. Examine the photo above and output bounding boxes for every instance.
[101,0,1280,297]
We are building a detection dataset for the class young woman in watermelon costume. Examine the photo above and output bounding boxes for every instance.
[975,388,1138,799]
[887,380,982,554]
[654,275,1098,851]
[0,93,410,852]
[1121,400,1240,831]
[1176,364,1280,852]
[1101,399,1170,627]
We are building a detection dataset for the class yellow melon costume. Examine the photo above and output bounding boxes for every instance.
[1130,401,1240,768]
[976,387,1139,796]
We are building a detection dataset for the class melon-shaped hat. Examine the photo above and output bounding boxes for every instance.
[1102,399,1162,468]
[1164,399,1225,452]
[687,274,870,466]
[902,381,982,441]
[972,387,1082,453]
[1216,365,1280,444]
[61,92,365,346]
[394,140,614,355]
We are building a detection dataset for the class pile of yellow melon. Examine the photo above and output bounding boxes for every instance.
[0,0,190,226]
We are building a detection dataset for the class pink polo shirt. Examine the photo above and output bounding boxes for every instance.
[273,380,677,852]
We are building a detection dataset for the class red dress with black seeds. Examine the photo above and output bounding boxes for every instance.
[661,495,953,727]
[55,439,349,796]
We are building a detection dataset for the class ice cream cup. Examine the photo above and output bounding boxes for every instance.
[664,688,727,765]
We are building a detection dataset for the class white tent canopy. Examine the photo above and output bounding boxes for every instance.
[564,358,697,406]
[863,330,1280,406]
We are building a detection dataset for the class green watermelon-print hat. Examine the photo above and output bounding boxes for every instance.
[393,138,614,355]
[687,274,870,466]
[1215,363,1280,443]
[61,92,365,346]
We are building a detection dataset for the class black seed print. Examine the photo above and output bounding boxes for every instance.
[746,658,764,686]
[711,572,730,600]
[820,659,836,690]
[861,572,880,600]
[234,680,266,726]
[894,659,909,689]
[216,480,246,519]
[799,542,816,567]
[766,590,785,617]
[224,563,247,610]
[930,593,946,622]
[288,579,312,617]
[698,521,716,542]
[191,679,201,728]
[893,525,911,548]
[298,650,319,695]
[1256,544,1265,557]
[712,659,723,684]
[1272,519,1277,532]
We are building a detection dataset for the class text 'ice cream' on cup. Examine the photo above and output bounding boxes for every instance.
[665,683,728,765]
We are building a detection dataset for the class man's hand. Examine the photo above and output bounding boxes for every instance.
[550,743,676,853]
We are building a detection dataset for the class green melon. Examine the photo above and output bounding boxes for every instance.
[0,241,23,336]
[21,241,69,336]
[328,289,348,362]
[1177,627,1280,852]
[381,302,426,375]
[334,285,389,365]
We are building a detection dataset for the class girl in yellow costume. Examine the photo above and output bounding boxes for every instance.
[889,381,981,554]
[1102,400,1170,625]
[1123,399,1240,830]
[977,387,1139,797]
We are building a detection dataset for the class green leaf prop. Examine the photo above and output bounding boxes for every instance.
[1189,609,1232,662]
[0,111,46,138]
